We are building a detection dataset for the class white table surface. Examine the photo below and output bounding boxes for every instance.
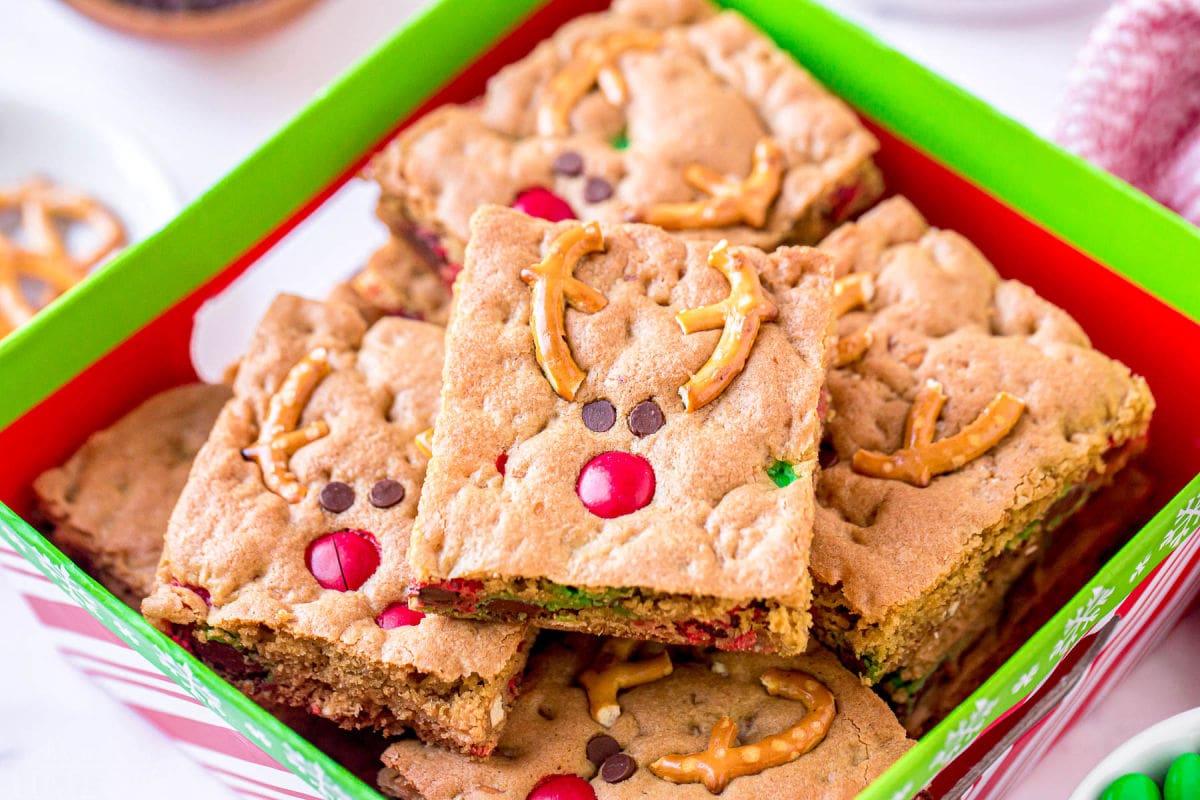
[2,1,1197,798]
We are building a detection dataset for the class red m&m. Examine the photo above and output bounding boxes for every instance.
[305,530,380,591]
[576,451,655,519]
[512,187,576,222]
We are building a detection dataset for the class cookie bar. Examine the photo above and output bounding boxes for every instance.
[407,206,835,655]
[378,636,912,800]
[32,383,230,607]
[810,197,1155,687]
[327,234,453,326]
[369,0,880,271]
[142,295,533,754]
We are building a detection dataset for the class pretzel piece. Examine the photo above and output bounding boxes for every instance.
[833,272,874,318]
[579,640,673,727]
[833,327,873,368]
[631,139,785,231]
[415,427,434,458]
[853,390,1025,487]
[0,177,125,335]
[521,222,608,401]
[676,241,778,412]
[241,348,332,502]
[536,29,663,136]
[649,669,836,794]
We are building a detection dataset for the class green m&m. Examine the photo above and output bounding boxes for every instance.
[1165,753,1200,800]
[1101,774,1162,800]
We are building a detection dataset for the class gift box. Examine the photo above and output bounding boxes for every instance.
[2,1,1199,798]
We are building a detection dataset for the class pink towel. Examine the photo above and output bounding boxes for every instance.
[1058,0,1200,224]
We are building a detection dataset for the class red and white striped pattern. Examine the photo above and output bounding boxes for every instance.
[1058,0,1200,224]
[963,524,1200,799]
[0,544,324,800]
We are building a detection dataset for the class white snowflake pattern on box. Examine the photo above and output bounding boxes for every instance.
[1163,491,1200,551]
[931,695,999,771]
[1050,584,1113,661]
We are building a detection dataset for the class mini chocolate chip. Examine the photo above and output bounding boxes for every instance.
[485,599,542,618]
[628,400,664,437]
[369,479,405,508]
[417,586,459,606]
[818,439,840,469]
[586,733,622,767]
[582,399,616,432]
[601,753,637,783]
[319,481,355,513]
[583,176,614,203]
[553,150,584,176]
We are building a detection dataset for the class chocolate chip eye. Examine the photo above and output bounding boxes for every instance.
[582,399,616,432]
[583,176,613,203]
[628,399,665,437]
[319,481,355,513]
[369,479,405,509]
[552,150,584,177]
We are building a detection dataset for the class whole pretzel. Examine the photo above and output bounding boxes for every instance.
[0,177,125,335]
[676,240,778,412]
[579,639,674,727]
[631,138,785,231]
[852,389,1025,487]
[537,29,663,136]
[241,348,332,502]
[649,669,836,794]
[521,222,608,401]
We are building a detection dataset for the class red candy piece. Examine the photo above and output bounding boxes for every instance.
[577,451,655,518]
[376,603,425,629]
[527,774,597,800]
[512,187,576,222]
[496,453,509,476]
[305,530,380,591]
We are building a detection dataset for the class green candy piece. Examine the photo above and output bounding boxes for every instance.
[767,460,796,488]
[1101,773,1162,800]
[1166,753,1200,800]
[610,129,629,151]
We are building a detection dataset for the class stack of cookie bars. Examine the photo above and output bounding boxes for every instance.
[33,0,1155,797]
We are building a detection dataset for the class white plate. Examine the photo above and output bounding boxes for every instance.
[0,95,180,255]
[1069,706,1200,800]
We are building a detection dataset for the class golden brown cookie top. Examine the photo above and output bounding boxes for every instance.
[813,197,1156,619]
[370,0,877,250]
[410,206,834,601]
[142,295,526,683]
[33,383,231,604]
[379,637,911,800]
[327,235,453,326]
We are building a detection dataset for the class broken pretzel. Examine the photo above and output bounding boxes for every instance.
[630,138,784,231]
[414,427,434,458]
[579,639,673,727]
[649,669,836,794]
[537,29,663,136]
[241,348,332,502]
[676,240,778,412]
[521,221,608,401]
[852,388,1025,487]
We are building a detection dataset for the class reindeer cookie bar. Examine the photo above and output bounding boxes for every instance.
[33,383,231,607]
[327,234,453,326]
[378,636,911,800]
[408,206,836,655]
[369,0,880,274]
[142,295,534,754]
[809,197,1155,698]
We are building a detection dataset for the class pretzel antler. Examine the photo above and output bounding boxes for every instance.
[649,669,836,794]
[852,387,1025,487]
[521,222,608,401]
[676,241,778,412]
[831,272,876,367]
[579,639,674,727]
[241,348,332,502]
[630,138,785,231]
[0,178,125,335]
[537,30,663,136]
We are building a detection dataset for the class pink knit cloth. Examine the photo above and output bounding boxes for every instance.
[1058,0,1200,224]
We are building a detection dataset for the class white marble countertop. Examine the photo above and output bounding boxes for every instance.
[1,1,1196,798]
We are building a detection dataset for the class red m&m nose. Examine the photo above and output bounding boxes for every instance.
[306,530,380,591]
[376,602,425,629]
[527,774,597,800]
[512,187,576,222]
[577,451,655,518]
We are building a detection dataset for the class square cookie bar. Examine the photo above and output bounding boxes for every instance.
[33,383,231,607]
[379,636,911,800]
[142,295,533,754]
[370,0,881,269]
[408,206,835,655]
[810,197,1155,687]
